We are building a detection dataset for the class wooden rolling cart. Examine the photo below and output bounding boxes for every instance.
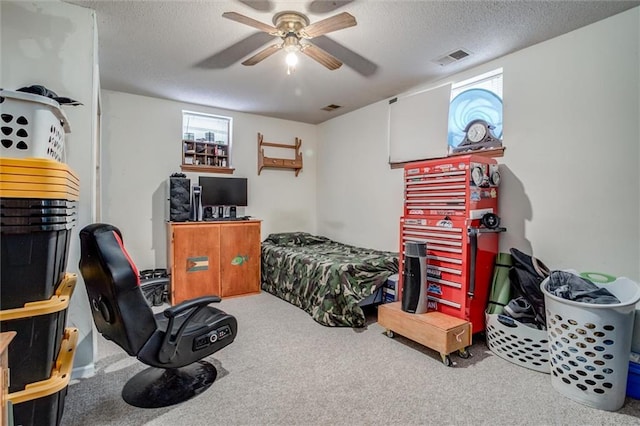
[378,301,472,366]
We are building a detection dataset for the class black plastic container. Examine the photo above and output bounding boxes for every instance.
[0,198,77,209]
[0,275,75,393]
[9,327,78,426]
[0,206,76,217]
[0,215,76,226]
[0,222,73,310]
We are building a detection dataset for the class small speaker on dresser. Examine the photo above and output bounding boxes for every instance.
[168,177,191,222]
[229,206,237,218]
[203,206,213,220]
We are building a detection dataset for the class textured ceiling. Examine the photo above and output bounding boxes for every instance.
[65,0,639,124]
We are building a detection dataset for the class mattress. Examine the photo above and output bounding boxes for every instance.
[261,232,399,327]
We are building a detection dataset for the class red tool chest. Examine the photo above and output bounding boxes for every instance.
[399,155,501,333]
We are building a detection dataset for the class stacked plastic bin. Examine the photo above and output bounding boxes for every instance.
[0,89,78,426]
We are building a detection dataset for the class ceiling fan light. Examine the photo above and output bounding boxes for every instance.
[286,52,297,75]
[286,52,298,66]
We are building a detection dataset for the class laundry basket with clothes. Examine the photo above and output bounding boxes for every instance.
[541,270,640,411]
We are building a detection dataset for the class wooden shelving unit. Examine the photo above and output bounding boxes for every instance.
[182,139,234,174]
[257,133,303,177]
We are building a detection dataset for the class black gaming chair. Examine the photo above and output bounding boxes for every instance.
[79,223,237,408]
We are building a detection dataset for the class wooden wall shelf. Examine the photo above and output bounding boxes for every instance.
[257,132,303,177]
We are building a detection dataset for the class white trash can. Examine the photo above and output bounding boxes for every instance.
[541,271,640,411]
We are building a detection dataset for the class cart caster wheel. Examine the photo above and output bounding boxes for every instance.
[441,354,452,367]
[385,330,395,338]
[458,349,471,359]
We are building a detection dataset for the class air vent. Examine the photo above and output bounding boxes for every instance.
[433,48,472,66]
[321,104,341,111]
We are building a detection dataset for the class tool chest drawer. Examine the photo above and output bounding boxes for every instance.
[404,156,499,218]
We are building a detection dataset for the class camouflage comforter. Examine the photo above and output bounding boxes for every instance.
[261,232,399,327]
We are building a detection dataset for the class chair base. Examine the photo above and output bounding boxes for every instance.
[122,360,217,408]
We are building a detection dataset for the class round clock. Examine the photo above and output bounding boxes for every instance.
[466,121,488,143]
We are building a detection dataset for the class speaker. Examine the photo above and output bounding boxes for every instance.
[229,206,237,218]
[190,185,203,221]
[401,241,428,314]
[217,206,224,218]
[203,206,213,220]
[168,177,191,222]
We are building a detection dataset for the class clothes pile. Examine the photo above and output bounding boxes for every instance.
[545,270,620,304]
[496,249,622,330]
[501,248,550,329]
[16,84,82,106]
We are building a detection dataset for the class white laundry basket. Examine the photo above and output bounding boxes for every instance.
[0,89,71,162]
[485,311,550,373]
[541,271,640,411]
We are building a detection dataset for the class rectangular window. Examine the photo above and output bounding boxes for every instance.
[448,68,503,154]
[450,68,503,100]
[181,111,233,173]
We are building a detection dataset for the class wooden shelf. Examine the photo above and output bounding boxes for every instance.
[257,132,303,177]
[180,165,235,174]
[182,139,232,170]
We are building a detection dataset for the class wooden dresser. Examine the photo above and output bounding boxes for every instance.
[167,220,261,304]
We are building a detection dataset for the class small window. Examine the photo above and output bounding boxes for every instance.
[181,110,234,173]
[448,68,503,154]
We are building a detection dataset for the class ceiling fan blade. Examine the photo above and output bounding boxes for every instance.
[300,12,357,39]
[307,1,354,14]
[301,44,342,70]
[311,35,378,77]
[242,44,282,66]
[238,0,274,12]
[222,11,279,35]
[194,32,275,69]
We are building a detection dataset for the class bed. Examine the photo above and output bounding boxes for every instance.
[261,232,399,327]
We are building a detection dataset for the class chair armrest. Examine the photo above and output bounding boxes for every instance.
[164,295,221,318]
[158,295,221,364]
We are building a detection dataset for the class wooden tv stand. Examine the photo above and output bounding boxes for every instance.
[378,302,472,366]
[167,220,261,304]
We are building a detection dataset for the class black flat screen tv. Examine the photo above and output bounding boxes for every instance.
[198,176,248,207]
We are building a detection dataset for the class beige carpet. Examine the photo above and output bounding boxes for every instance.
[61,292,640,425]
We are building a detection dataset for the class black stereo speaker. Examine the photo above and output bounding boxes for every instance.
[169,177,191,222]
[229,206,237,218]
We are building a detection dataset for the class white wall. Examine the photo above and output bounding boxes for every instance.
[317,8,640,281]
[100,91,318,269]
[1,0,99,376]
[317,101,404,250]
